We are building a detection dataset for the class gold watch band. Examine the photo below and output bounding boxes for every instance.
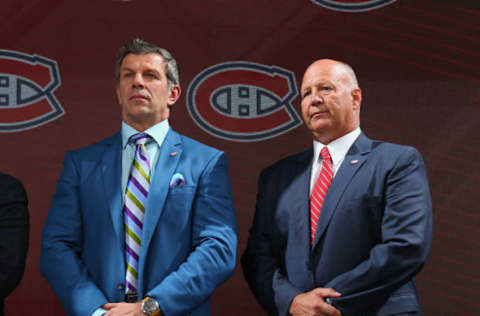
[141,297,161,316]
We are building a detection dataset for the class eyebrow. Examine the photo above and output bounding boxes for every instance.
[120,67,160,74]
[302,80,333,90]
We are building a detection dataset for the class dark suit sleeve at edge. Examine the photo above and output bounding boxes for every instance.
[242,168,301,316]
[0,174,29,299]
[326,147,433,315]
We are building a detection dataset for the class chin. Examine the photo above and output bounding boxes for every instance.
[129,106,154,115]
[126,111,154,123]
[309,121,330,133]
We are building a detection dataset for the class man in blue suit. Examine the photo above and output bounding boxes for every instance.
[41,38,237,316]
[242,59,432,316]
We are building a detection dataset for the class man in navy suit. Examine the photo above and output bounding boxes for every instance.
[0,173,29,316]
[41,38,237,316]
[242,59,432,316]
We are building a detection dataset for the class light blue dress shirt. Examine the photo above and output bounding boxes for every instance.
[120,120,170,197]
[92,120,170,316]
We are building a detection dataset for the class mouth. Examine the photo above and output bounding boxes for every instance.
[129,94,149,101]
[311,111,328,119]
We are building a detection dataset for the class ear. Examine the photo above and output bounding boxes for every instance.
[116,86,121,105]
[167,85,181,107]
[351,88,362,111]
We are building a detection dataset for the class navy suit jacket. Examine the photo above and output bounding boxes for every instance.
[242,133,432,316]
[41,129,237,316]
[0,173,29,316]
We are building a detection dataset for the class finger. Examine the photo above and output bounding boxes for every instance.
[102,303,118,310]
[314,287,342,298]
[320,302,342,316]
[331,305,342,316]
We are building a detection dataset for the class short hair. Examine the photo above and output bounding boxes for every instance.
[115,38,179,88]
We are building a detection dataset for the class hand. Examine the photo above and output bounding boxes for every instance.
[289,288,342,316]
[102,302,145,316]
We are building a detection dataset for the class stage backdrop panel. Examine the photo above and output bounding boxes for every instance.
[1,0,479,315]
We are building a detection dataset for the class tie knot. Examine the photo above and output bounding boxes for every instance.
[320,147,331,161]
[130,133,151,145]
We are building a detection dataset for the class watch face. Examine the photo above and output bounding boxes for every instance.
[143,298,158,314]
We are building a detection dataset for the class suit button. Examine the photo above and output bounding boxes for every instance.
[117,283,125,290]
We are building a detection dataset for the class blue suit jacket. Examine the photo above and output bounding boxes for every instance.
[41,129,237,316]
[242,133,432,316]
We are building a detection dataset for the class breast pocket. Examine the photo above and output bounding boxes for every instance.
[334,196,384,242]
[161,185,197,231]
[341,195,384,218]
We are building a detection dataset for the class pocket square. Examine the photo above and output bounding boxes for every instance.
[170,173,186,188]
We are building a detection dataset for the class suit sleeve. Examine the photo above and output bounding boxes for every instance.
[0,175,29,299]
[241,168,301,316]
[146,152,237,316]
[40,152,108,316]
[326,147,433,315]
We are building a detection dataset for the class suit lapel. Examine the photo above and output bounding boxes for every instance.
[140,129,182,255]
[290,149,314,259]
[101,133,124,250]
[312,133,372,249]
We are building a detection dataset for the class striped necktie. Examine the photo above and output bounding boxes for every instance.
[310,147,333,247]
[124,133,151,294]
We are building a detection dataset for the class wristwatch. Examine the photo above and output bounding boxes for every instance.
[141,297,161,316]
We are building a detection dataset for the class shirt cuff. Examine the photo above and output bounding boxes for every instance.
[91,307,108,316]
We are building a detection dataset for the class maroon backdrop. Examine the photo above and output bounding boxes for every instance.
[1,0,479,315]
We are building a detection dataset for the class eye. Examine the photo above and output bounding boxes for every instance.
[146,73,158,79]
[123,72,133,78]
[302,91,311,98]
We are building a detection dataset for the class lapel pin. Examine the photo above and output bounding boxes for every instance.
[170,152,178,156]
[351,159,359,164]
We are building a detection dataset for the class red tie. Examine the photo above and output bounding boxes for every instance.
[310,147,333,246]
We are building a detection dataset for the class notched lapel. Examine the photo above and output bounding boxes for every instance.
[101,134,124,251]
[312,134,372,249]
[140,130,182,255]
[290,150,313,258]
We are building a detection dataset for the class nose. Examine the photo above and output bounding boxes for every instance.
[311,91,324,105]
[132,73,144,88]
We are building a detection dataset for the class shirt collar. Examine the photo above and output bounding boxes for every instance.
[312,127,361,165]
[121,120,170,148]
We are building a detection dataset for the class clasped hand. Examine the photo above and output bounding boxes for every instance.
[289,288,342,316]
[102,302,145,316]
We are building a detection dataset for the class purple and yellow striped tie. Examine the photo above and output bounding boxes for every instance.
[124,133,151,294]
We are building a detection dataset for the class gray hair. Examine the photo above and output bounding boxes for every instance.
[115,38,179,88]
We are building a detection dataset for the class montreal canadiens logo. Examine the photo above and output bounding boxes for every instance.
[187,62,301,142]
[0,50,64,132]
[311,0,397,12]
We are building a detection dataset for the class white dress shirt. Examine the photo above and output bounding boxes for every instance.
[309,128,361,194]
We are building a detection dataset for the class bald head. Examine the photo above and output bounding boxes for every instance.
[303,59,359,91]
[300,59,362,144]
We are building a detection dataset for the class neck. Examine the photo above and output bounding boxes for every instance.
[124,117,168,132]
[313,125,358,144]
